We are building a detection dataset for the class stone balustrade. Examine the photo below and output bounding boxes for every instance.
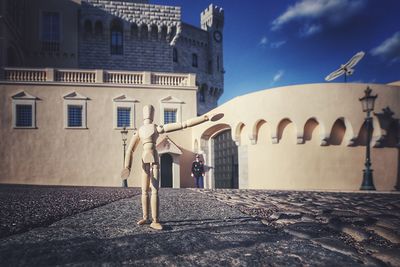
[151,73,189,86]
[2,67,196,87]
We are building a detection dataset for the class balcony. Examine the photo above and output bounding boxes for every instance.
[2,68,196,88]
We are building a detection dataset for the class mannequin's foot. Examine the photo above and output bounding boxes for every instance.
[150,221,163,230]
[137,219,150,225]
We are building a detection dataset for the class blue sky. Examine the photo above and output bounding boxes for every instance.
[152,0,400,104]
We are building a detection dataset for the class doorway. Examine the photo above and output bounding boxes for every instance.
[213,130,239,188]
[160,153,173,187]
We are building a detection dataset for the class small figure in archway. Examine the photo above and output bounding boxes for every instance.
[191,154,205,188]
[121,105,211,230]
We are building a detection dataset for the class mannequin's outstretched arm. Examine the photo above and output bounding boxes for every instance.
[157,114,209,134]
[121,131,140,179]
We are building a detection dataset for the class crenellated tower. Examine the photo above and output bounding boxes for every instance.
[198,4,224,114]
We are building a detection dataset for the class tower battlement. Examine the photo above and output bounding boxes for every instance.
[201,4,224,31]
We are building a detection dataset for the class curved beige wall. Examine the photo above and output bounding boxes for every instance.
[191,83,400,191]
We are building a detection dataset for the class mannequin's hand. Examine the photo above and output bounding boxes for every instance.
[121,168,131,179]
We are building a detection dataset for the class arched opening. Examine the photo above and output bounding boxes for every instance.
[131,23,138,38]
[150,25,158,40]
[213,129,238,189]
[277,118,294,144]
[253,119,271,144]
[173,47,178,62]
[140,24,148,39]
[94,20,103,35]
[110,19,123,55]
[329,119,347,145]
[160,153,173,188]
[84,20,92,34]
[192,53,198,67]
[199,84,207,102]
[304,118,319,143]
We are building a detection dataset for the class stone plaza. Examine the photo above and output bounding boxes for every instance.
[1,185,399,266]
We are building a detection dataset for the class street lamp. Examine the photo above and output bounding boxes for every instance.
[121,125,129,188]
[359,86,377,190]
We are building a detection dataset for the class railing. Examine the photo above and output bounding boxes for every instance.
[2,67,196,87]
[151,73,188,86]
[104,71,143,84]
[5,68,47,82]
[56,69,96,83]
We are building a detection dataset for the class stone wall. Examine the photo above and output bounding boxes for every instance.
[79,0,181,71]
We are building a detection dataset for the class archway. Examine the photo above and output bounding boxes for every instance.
[213,129,238,189]
[160,153,173,188]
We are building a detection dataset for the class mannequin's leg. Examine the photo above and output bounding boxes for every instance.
[137,163,150,225]
[150,163,162,230]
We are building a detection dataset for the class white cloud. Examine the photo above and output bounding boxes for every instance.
[371,31,400,62]
[271,0,366,36]
[270,40,287,48]
[300,24,322,37]
[272,70,285,84]
[259,36,268,46]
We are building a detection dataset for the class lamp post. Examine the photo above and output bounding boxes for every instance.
[121,125,128,188]
[359,86,377,190]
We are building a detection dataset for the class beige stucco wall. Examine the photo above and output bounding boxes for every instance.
[1,81,399,191]
[191,83,400,191]
[0,81,197,187]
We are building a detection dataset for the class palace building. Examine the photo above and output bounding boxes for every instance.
[1,0,399,191]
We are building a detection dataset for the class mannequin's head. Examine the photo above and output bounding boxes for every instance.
[143,105,154,124]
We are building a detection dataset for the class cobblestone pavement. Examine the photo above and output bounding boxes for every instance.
[0,184,140,238]
[199,189,400,266]
[0,187,399,266]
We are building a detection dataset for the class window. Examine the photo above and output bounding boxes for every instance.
[84,20,92,34]
[41,12,60,52]
[164,109,177,124]
[67,105,83,127]
[12,92,37,129]
[16,105,33,127]
[160,96,183,125]
[208,60,212,74]
[192,53,198,67]
[63,92,88,129]
[173,47,178,62]
[94,21,103,35]
[117,107,131,128]
[113,95,137,129]
[217,55,220,71]
[110,20,123,55]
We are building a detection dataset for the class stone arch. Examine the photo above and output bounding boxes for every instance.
[84,19,92,34]
[234,122,245,145]
[199,123,238,189]
[150,24,158,40]
[329,118,346,146]
[130,23,138,38]
[110,19,124,54]
[249,119,270,145]
[94,20,103,35]
[277,118,296,144]
[199,84,207,103]
[140,24,148,39]
[304,117,327,145]
[160,25,168,40]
